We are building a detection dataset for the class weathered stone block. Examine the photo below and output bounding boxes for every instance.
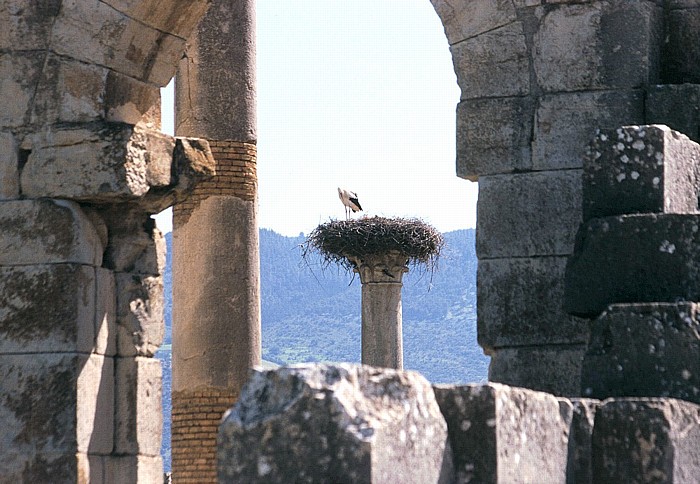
[115,273,164,357]
[0,353,114,472]
[0,453,103,484]
[663,7,700,83]
[592,398,700,483]
[101,0,210,39]
[476,171,581,258]
[0,51,46,128]
[433,383,570,483]
[451,22,529,99]
[560,398,600,484]
[647,84,700,144]
[582,303,700,404]
[0,1,61,50]
[430,0,516,45]
[115,357,162,456]
[456,97,533,180]
[0,199,103,266]
[104,70,161,125]
[102,209,165,275]
[107,455,164,484]
[534,1,662,92]
[50,0,185,85]
[565,214,700,317]
[583,125,700,221]
[30,54,106,125]
[0,131,19,199]
[0,264,97,354]
[217,364,453,483]
[488,345,587,397]
[96,268,117,357]
[533,90,645,170]
[477,256,589,349]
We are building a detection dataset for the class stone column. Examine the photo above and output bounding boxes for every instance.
[350,252,408,369]
[172,0,260,482]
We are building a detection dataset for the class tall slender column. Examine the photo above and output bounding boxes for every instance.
[351,252,409,369]
[172,1,259,482]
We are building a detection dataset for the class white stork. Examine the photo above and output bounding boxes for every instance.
[338,187,363,219]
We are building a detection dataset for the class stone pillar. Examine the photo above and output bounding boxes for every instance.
[350,252,408,369]
[172,0,260,482]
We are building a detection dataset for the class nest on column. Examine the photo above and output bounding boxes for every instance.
[302,216,443,273]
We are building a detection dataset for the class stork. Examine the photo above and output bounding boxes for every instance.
[338,187,363,219]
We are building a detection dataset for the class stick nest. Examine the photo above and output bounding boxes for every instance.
[303,216,444,272]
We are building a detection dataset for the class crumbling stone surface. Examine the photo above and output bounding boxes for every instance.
[0,353,114,477]
[217,363,453,484]
[488,344,587,397]
[581,303,700,404]
[430,0,516,46]
[115,273,164,357]
[0,131,19,199]
[0,199,103,266]
[582,125,700,222]
[592,398,700,483]
[433,383,570,483]
[565,214,700,317]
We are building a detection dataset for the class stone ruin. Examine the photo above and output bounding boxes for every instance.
[2,0,700,483]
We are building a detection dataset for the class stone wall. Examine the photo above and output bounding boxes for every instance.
[431,0,700,396]
[0,0,213,481]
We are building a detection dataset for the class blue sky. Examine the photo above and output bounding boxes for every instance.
[157,0,476,236]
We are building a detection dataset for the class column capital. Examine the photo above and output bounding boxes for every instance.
[347,251,409,284]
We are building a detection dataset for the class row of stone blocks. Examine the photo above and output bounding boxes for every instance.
[217,364,700,483]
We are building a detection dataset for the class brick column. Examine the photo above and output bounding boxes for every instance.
[172,0,260,482]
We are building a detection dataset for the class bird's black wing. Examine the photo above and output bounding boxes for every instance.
[350,196,362,211]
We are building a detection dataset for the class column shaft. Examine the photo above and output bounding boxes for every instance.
[361,282,404,369]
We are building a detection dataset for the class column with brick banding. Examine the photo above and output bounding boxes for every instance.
[171,0,259,482]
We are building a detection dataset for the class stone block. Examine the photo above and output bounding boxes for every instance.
[0,353,114,470]
[0,51,46,128]
[104,70,161,125]
[0,131,19,199]
[488,345,587,397]
[456,97,533,180]
[0,199,103,266]
[476,171,582,258]
[433,383,570,483]
[0,1,61,50]
[21,123,174,203]
[50,0,185,85]
[592,398,700,483]
[107,455,164,484]
[30,54,107,125]
[95,268,117,357]
[101,0,210,39]
[217,364,453,483]
[662,7,700,83]
[0,264,97,354]
[581,303,700,404]
[0,453,104,484]
[646,84,700,144]
[565,214,700,317]
[583,125,700,221]
[114,357,162,456]
[533,1,662,92]
[451,22,529,99]
[533,90,645,170]
[477,256,589,350]
[560,398,600,484]
[430,0,516,45]
[102,208,165,275]
[115,273,164,357]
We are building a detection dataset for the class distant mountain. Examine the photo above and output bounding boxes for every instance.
[158,227,487,470]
